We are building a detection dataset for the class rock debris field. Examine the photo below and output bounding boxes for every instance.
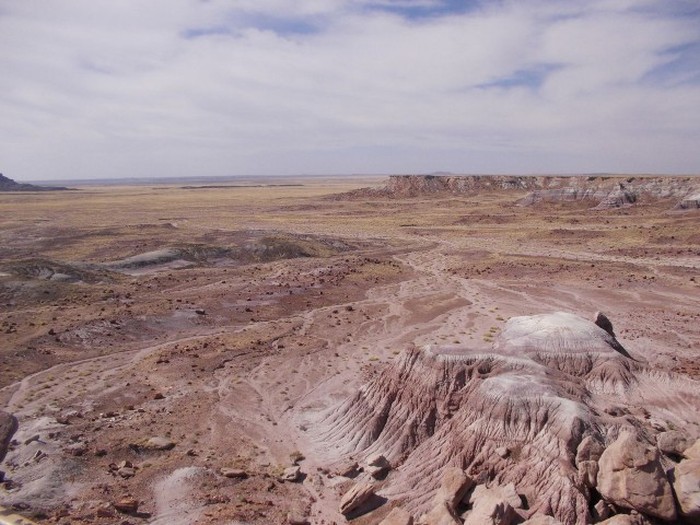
[0,175,699,525]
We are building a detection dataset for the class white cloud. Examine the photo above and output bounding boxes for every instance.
[0,0,698,180]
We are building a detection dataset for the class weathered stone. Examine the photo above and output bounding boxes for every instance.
[143,437,175,450]
[221,468,247,479]
[24,434,41,446]
[576,435,604,464]
[336,461,360,478]
[118,467,136,478]
[339,482,375,516]
[113,497,139,514]
[463,500,517,525]
[521,514,562,525]
[575,436,603,489]
[591,500,613,522]
[462,484,520,525]
[281,465,302,482]
[597,431,677,521]
[96,503,116,518]
[379,507,414,525]
[468,483,522,510]
[657,431,691,459]
[684,438,700,460]
[418,501,461,525]
[67,442,87,456]
[597,515,638,525]
[670,458,700,520]
[433,467,473,510]
[366,453,391,479]
[495,446,509,458]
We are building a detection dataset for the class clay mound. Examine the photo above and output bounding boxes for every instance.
[315,312,700,524]
[105,236,354,272]
[675,192,700,210]
[2,258,117,283]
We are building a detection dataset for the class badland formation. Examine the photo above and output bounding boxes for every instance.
[0,174,698,524]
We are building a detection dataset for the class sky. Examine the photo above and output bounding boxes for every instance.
[1,0,700,181]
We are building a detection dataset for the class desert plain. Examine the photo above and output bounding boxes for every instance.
[0,175,699,525]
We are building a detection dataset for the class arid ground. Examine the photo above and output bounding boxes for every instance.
[0,176,698,524]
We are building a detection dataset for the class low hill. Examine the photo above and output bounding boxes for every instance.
[0,173,70,192]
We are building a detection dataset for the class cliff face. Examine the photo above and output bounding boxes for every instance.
[343,174,700,210]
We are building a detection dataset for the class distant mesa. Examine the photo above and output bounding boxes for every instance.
[338,174,700,211]
[0,173,71,192]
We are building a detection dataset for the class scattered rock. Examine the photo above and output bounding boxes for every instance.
[113,497,139,514]
[366,453,391,479]
[221,468,247,479]
[379,507,414,525]
[597,431,677,521]
[336,460,360,478]
[339,481,375,517]
[67,442,88,456]
[141,437,175,450]
[280,465,302,482]
[433,466,473,510]
[118,467,136,478]
[24,434,41,446]
[56,410,82,425]
[670,458,700,520]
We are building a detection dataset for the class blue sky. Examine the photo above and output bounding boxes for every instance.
[1,0,699,180]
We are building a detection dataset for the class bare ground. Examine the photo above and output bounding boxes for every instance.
[0,179,698,524]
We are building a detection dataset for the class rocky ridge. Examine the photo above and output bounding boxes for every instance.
[314,312,700,524]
